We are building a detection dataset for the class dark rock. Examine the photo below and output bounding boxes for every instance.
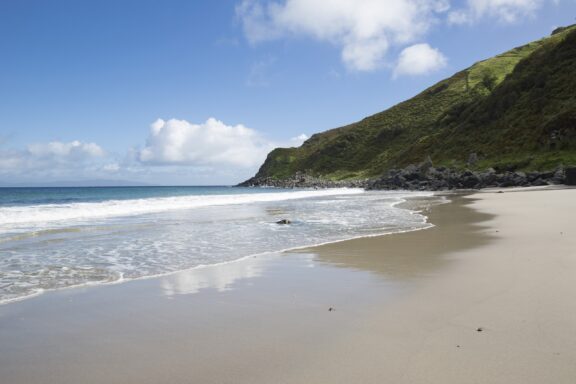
[384,165,562,190]
[479,169,498,187]
[238,171,370,189]
[531,178,548,186]
[565,167,576,185]
[499,172,518,187]
[461,172,481,188]
[526,172,541,182]
[552,166,565,184]
[239,165,571,191]
[404,164,418,174]
[276,219,291,225]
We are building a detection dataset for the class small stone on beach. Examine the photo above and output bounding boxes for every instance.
[328,307,335,312]
[477,327,484,332]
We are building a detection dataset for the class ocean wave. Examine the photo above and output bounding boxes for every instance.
[0,190,439,306]
[0,188,364,229]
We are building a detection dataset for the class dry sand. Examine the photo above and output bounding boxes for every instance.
[0,188,574,383]
[296,188,576,383]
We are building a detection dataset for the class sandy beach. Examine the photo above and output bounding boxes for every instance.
[0,187,575,383]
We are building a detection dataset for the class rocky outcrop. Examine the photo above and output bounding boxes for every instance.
[237,172,369,189]
[238,166,569,191]
[565,167,576,185]
[367,165,566,191]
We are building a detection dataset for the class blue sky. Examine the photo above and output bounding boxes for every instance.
[0,0,574,185]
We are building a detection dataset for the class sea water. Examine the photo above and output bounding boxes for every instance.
[0,186,435,304]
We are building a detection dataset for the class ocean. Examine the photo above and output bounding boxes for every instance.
[0,186,435,304]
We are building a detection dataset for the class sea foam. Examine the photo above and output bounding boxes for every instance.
[0,188,437,305]
[0,188,363,229]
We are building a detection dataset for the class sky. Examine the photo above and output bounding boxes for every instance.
[0,0,574,186]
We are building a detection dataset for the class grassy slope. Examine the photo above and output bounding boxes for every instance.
[420,28,576,171]
[254,26,576,180]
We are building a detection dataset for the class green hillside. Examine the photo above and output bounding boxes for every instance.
[251,25,576,181]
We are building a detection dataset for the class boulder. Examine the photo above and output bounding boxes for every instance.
[565,167,576,185]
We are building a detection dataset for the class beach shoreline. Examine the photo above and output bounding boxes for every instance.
[0,187,575,383]
[0,188,436,307]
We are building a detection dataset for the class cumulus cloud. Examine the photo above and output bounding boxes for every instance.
[138,118,276,168]
[27,140,104,161]
[237,0,451,71]
[394,43,447,77]
[0,140,105,175]
[0,124,310,184]
[449,0,548,24]
[0,140,113,184]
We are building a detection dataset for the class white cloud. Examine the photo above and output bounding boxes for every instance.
[0,121,306,185]
[102,163,120,172]
[27,140,104,160]
[0,140,112,184]
[138,118,276,168]
[449,0,547,24]
[0,140,105,174]
[0,149,24,171]
[237,0,451,71]
[290,133,309,146]
[393,43,447,77]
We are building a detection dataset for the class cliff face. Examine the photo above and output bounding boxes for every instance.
[245,25,576,184]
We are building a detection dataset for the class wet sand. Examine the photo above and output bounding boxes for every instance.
[0,188,575,383]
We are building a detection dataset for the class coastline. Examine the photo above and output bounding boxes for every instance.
[0,188,433,307]
[0,187,575,383]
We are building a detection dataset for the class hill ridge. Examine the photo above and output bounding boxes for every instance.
[244,25,576,184]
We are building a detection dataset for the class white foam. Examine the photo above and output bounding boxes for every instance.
[0,188,364,229]
[0,190,442,306]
